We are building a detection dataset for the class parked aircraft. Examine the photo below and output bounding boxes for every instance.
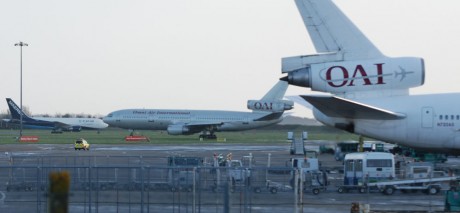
[281,0,460,154]
[3,98,108,132]
[103,81,293,139]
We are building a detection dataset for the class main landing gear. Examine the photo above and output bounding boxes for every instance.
[199,131,217,139]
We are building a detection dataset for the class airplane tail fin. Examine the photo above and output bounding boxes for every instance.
[294,0,383,59]
[260,81,289,101]
[247,81,294,112]
[6,98,33,121]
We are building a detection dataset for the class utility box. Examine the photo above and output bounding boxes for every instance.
[445,190,460,211]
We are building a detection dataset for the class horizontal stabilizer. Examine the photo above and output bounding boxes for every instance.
[300,95,405,120]
[285,96,313,110]
[254,112,283,121]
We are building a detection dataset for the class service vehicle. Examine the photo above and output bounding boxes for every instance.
[338,152,457,194]
[338,152,394,193]
[75,138,90,150]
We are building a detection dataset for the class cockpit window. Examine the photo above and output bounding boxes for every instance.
[107,114,113,117]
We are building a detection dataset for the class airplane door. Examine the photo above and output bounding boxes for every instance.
[147,115,155,128]
[421,107,434,128]
[354,160,363,185]
[344,159,363,186]
[344,160,354,185]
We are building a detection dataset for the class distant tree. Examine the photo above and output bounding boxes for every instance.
[21,106,32,116]
[0,110,9,119]
[62,113,72,118]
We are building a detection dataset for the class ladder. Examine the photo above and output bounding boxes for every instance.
[292,138,305,155]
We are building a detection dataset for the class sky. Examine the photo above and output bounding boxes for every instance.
[1,0,460,118]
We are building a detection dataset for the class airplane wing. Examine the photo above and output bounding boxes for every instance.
[253,112,284,121]
[295,0,383,59]
[301,95,406,120]
[182,121,224,132]
[52,121,73,129]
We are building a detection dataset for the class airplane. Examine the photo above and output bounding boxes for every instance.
[280,0,460,154]
[3,98,109,132]
[103,81,293,139]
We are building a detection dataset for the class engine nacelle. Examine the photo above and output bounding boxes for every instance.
[63,126,82,132]
[282,57,425,94]
[72,126,82,132]
[247,100,294,112]
[167,124,191,135]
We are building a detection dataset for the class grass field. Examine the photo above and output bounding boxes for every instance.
[0,125,361,145]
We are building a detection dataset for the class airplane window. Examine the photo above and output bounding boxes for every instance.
[440,115,443,120]
[445,115,449,120]
[457,115,460,120]
[452,115,455,120]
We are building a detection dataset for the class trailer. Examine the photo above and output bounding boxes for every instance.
[366,176,458,195]
[167,156,203,192]
[266,179,292,194]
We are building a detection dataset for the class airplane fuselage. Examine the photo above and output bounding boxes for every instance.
[314,93,460,154]
[6,117,108,130]
[104,109,281,131]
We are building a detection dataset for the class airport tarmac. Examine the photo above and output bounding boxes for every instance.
[0,143,453,213]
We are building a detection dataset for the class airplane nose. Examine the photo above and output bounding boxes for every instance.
[102,114,115,124]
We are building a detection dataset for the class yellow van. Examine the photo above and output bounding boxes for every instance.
[75,138,90,150]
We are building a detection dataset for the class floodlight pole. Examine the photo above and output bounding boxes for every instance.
[15,41,28,137]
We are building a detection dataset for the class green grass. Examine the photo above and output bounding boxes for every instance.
[0,125,362,145]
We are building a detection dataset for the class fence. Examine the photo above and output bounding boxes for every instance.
[0,155,301,213]
[0,154,449,213]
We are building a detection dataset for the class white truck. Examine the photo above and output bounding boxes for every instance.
[338,152,458,195]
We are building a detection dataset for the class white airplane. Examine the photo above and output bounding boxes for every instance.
[103,81,293,139]
[4,98,108,132]
[280,0,460,154]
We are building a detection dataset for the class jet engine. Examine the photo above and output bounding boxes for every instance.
[167,124,191,135]
[247,100,294,112]
[281,56,425,94]
[72,126,82,132]
[63,126,82,132]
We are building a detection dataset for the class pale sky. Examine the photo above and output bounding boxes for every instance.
[1,0,460,118]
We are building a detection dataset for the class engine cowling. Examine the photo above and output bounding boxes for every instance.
[282,57,425,94]
[167,124,191,135]
[63,126,82,132]
[71,126,82,132]
[247,100,294,112]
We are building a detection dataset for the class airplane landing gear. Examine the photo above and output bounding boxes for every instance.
[199,131,217,139]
